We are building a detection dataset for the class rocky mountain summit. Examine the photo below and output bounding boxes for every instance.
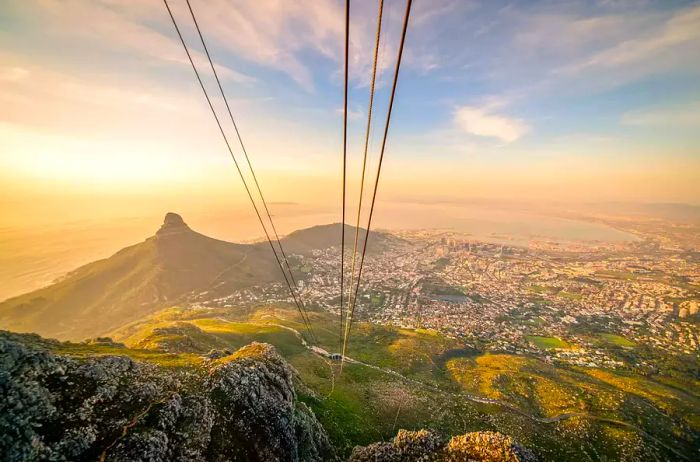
[156,212,192,236]
[0,332,334,461]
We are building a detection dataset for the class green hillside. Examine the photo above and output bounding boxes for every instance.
[96,304,699,460]
[2,216,697,459]
[5,302,696,459]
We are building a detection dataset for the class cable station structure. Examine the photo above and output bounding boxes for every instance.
[162,0,413,361]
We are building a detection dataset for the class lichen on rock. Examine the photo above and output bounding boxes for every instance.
[349,429,536,462]
[207,342,335,461]
[0,332,335,462]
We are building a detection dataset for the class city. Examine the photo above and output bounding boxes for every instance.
[194,219,700,373]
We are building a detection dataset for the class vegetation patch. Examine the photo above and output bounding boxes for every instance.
[598,333,636,347]
[557,291,583,301]
[528,285,560,295]
[36,304,697,460]
[526,335,573,349]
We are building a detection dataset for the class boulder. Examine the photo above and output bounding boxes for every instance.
[349,429,535,462]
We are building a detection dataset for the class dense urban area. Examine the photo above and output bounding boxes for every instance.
[193,216,700,374]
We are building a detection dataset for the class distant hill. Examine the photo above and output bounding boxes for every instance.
[278,222,402,255]
[583,202,700,224]
[0,213,395,340]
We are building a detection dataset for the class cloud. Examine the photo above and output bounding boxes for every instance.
[0,66,30,82]
[4,0,254,84]
[622,102,700,127]
[178,0,338,91]
[4,0,460,93]
[453,106,528,143]
[411,0,471,27]
[0,49,253,150]
[434,3,700,104]
[335,106,363,121]
[564,5,700,73]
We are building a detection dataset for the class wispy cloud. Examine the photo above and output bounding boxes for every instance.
[562,5,700,74]
[335,106,363,121]
[0,52,199,135]
[622,102,700,127]
[571,7,700,71]
[2,0,699,205]
[453,105,528,143]
[175,0,343,91]
[16,0,255,84]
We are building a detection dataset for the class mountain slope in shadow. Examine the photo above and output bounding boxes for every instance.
[0,213,396,341]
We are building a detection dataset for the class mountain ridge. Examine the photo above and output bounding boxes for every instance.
[0,213,396,341]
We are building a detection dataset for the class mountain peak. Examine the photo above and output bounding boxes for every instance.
[163,212,186,226]
[157,212,190,236]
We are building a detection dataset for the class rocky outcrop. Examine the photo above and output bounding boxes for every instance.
[349,429,536,462]
[444,431,536,461]
[135,322,229,353]
[206,343,334,461]
[156,212,191,236]
[0,332,335,461]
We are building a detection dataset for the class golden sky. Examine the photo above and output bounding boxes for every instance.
[2,0,700,231]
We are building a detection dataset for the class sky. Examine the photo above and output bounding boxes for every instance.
[1,0,700,230]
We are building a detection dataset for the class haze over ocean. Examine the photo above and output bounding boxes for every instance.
[0,201,635,301]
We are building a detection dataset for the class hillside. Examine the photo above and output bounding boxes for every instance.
[278,223,402,256]
[3,302,697,460]
[0,214,395,341]
[2,216,697,460]
[1,330,542,461]
[0,213,282,340]
[101,304,697,461]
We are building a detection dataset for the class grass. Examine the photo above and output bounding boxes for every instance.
[446,353,583,417]
[598,333,636,347]
[31,304,696,461]
[528,285,560,295]
[526,335,573,349]
[52,342,203,368]
[594,270,636,280]
[370,293,385,307]
[557,291,583,301]
[433,256,451,270]
[445,350,700,452]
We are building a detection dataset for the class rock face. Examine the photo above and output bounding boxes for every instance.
[349,429,536,462]
[206,343,334,462]
[156,212,191,236]
[0,332,335,462]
